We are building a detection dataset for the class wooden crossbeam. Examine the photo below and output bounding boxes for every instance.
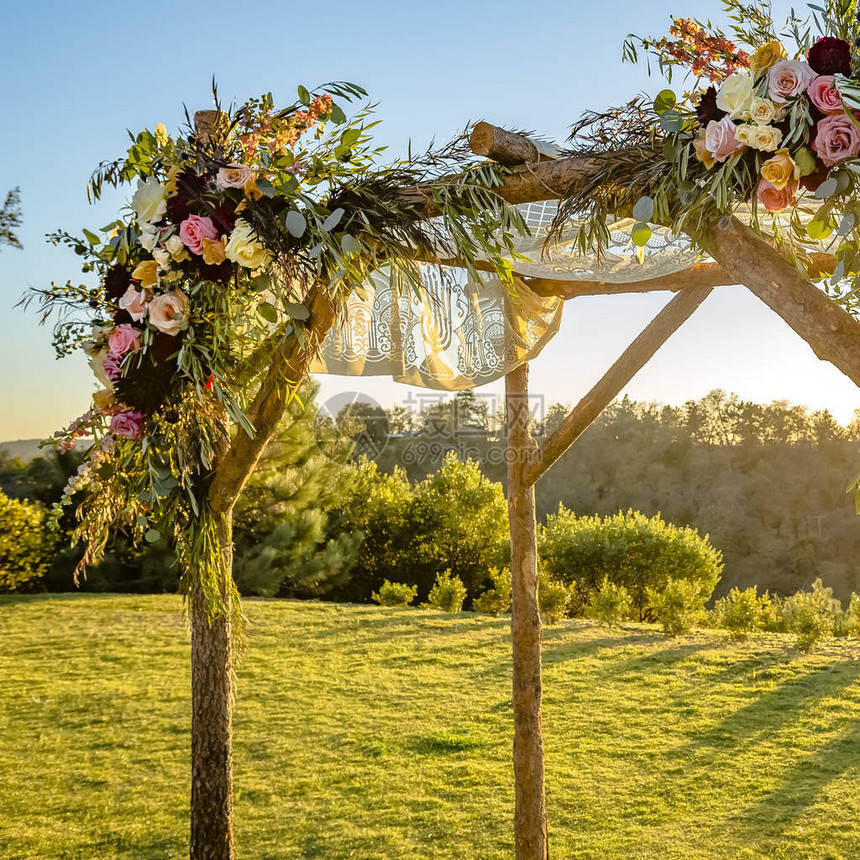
[522,283,713,487]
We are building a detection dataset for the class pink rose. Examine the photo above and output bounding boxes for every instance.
[179,215,218,255]
[107,324,140,355]
[807,75,843,114]
[215,164,253,190]
[102,352,125,383]
[704,116,743,163]
[147,290,189,335]
[757,178,798,212]
[118,284,150,322]
[813,113,860,165]
[768,59,817,103]
[110,410,144,440]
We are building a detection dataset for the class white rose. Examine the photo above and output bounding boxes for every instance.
[153,248,171,270]
[131,177,167,225]
[165,235,184,255]
[716,72,755,119]
[750,124,783,152]
[139,223,159,252]
[749,97,778,125]
[734,123,754,145]
[224,219,271,270]
[147,290,189,335]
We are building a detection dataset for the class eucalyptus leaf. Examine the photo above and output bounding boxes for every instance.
[330,104,347,125]
[285,210,307,238]
[658,110,683,133]
[257,301,279,323]
[323,208,345,231]
[838,212,856,235]
[144,529,161,543]
[255,177,275,197]
[631,222,652,248]
[341,233,361,256]
[297,85,310,105]
[284,301,311,320]
[632,196,655,223]
[250,274,271,293]
[808,218,834,241]
[653,89,677,115]
[815,177,838,199]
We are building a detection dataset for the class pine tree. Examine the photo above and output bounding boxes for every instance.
[232,381,361,597]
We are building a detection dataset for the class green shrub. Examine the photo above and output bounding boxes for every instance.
[473,567,511,616]
[539,507,723,619]
[779,578,839,651]
[714,587,773,639]
[587,577,632,627]
[847,593,860,636]
[648,579,708,637]
[539,573,571,625]
[371,580,418,607]
[426,569,467,613]
[0,490,56,593]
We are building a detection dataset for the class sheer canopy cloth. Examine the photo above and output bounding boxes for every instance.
[309,201,717,390]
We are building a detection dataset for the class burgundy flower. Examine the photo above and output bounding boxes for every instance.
[166,169,209,223]
[152,332,183,365]
[808,37,851,76]
[800,163,829,192]
[113,308,133,326]
[209,200,238,235]
[196,259,234,284]
[696,86,725,127]
[104,265,132,301]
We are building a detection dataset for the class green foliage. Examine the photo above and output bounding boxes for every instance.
[538,573,571,625]
[329,453,508,604]
[539,507,723,619]
[232,382,360,598]
[0,490,55,592]
[588,577,633,628]
[371,580,418,608]
[472,567,512,616]
[778,578,840,651]
[648,579,708,637]
[713,587,774,639]
[426,570,467,613]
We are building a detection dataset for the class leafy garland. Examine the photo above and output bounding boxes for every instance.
[27,84,526,617]
[560,0,860,317]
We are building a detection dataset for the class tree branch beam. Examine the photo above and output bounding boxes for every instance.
[523,283,713,487]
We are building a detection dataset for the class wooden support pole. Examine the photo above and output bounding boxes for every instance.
[523,283,713,487]
[693,217,860,389]
[469,122,552,166]
[506,362,549,860]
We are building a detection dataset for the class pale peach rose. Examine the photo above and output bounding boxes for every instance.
[119,285,151,322]
[201,237,227,265]
[757,178,798,211]
[761,150,801,190]
[131,260,159,288]
[749,97,779,125]
[147,290,189,335]
[705,116,744,162]
[767,59,817,103]
[215,164,254,190]
[749,124,783,152]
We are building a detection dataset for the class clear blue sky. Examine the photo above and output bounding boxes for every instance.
[1,0,856,440]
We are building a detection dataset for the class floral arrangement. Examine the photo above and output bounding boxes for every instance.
[29,84,523,611]
[560,1,860,312]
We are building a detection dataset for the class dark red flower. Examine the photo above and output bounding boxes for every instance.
[808,37,851,76]
[209,200,238,235]
[152,332,183,365]
[197,259,234,284]
[696,86,725,127]
[800,164,829,192]
[166,169,209,223]
[113,309,133,326]
[104,265,131,301]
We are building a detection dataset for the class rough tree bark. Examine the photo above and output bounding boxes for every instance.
[506,362,549,860]
[190,514,235,860]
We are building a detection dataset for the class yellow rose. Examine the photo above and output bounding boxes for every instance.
[761,149,801,190]
[224,220,271,270]
[201,237,227,266]
[131,260,159,287]
[155,123,169,146]
[750,41,787,74]
[692,132,716,169]
[92,389,116,411]
[243,179,264,200]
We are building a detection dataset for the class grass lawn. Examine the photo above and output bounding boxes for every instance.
[2,595,860,859]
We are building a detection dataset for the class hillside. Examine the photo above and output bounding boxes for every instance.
[2,595,860,859]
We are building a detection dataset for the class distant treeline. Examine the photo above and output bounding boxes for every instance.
[2,388,858,602]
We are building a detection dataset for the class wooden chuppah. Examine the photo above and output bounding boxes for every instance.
[460,122,860,859]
